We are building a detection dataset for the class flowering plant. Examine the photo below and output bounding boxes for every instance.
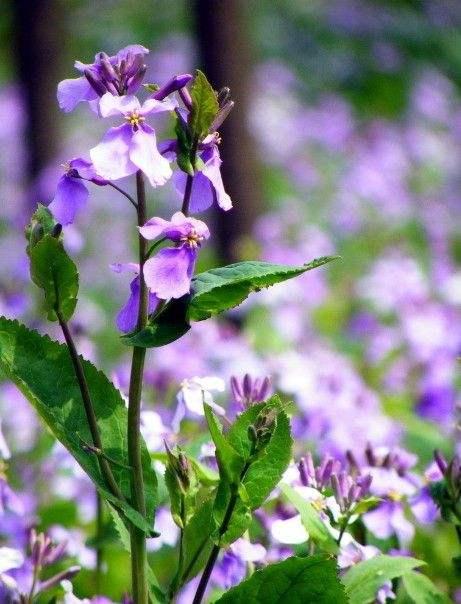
[0,44,454,604]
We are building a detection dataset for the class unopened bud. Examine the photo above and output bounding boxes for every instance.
[84,69,106,96]
[51,224,62,238]
[153,74,193,101]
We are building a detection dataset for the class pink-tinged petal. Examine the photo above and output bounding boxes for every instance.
[139,216,172,240]
[90,124,137,182]
[110,262,140,274]
[129,125,172,187]
[202,146,232,211]
[57,77,97,112]
[140,97,177,116]
[98,93,141,118]
[143,246,195,299]
[48,175,88,225]
[173,170,214,213]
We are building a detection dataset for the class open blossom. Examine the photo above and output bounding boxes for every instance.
[57,45,149,113]
[140,212,210,299]
[110,263,159,333]
[90,93,176,186]
[48,158,107,225]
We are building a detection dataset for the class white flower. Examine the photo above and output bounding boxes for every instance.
[173,376,226,429]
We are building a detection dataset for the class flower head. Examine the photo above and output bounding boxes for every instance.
[57,45,149,113]
[140,212,210,299]
[90,94,176,186]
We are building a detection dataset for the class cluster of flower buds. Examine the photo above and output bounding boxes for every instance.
[298,452,372,514]
[431,450,461,523]
[165,440,192,494]
[347,443,414,476]
[231,374,271,410]
[248,406,278,453]
[84,48,148,98]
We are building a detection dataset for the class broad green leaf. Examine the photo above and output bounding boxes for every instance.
[204,403,244,483]
[122,297,190,348]
[189,70,219,141]
[402,571,450,604]
[227,398,293,509]
[29,235,78,321]
[0,318,156,534]
[280,483,338,554]
[343,555,425,604]
[212,481,252,547]
[215,554,347,603]
[188,257,339,321]
[181,497,215,584]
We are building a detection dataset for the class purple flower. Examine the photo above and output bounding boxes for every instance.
[90,94,176,186]
[57,45,149,113]
[140,212,210,299]
[48,158,107,225]
[161,134,232,212]
[111,263,159,333]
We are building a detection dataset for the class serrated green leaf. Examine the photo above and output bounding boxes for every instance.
[402,571,450,604]
[280,483,338,554]
[29,235,78,321]
[342,555,425,604]
[0,318,156,534]
[215,554,347,603]
[204,403,244,483]
[188,257,339,321]
[189,70,219,141]
[122,296,191,348]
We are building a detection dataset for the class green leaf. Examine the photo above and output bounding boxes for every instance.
[204,403,244,483]
[402,571,450,604]
[29,235,79,321]
[279,483,338,554]
[215,554,347,603]
[352,496,381,515]
[25,204,56,251]
[174,115,195,176]
[122,297,190,348]
[189,69,219,141]
[181,497,215,584]
[0,318,156,534]
[227,398,293,509]
[188,257,339,321]
[342,555,425,604]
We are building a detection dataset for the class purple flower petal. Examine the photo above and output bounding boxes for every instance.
[57,76,98,112]
[48,175,88,225]
[99,93,141,118]
[115,274,159,333]
[143,246,195,299]
[90,123,137,182]
[174,170,215,213]
[140,97,177,116]
[201,145,232,211]
[129,125,172,187]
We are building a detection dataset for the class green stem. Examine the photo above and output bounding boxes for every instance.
[169,496,185,601]
[57,313,124,501]
[127,170,149,604]
[95,490,104,592]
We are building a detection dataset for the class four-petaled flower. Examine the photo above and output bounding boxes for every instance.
[139,212,210,299]
[111,263,159,333]
[57,45,149,113]
[90,93,176,187]
[48,158,107,225]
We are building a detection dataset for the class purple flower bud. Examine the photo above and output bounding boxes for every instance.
[434,450,448,475]
[179,86,193,110]
[230,375,243,400]
[298,458,310,487]
[99,57,118,84]
[210,100,235,132]
[346,450,359,472]
[331,474,344,510]
[365,443,376,466]
[153,74,193,101]
[83,69,106,96]
[126,64,147,94]
[38,565,81,593]
[242,374,253,399]
[217,87,231,107]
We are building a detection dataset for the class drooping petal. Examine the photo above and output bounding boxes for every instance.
[48,175,89,225]
[90,124,137,182]
[143,246,195,299]
[174,170,215,213]
[57,77,98,112]
[115,275,159,333]
[140,96,177,116]
[110,262,140,274]
[129,125,172,187]
[201,145,232,210]
[139,216,172,240]
[98,93,141,118]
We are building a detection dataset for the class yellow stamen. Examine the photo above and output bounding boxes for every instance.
[125,111,145,128]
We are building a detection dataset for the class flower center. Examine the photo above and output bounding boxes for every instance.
[181,229,203,248]
[125,111,145,128]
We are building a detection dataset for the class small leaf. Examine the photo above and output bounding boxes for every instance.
[188,70,219,141]
[29,235,79,321]
[204,403,244,483]
[122,296,190,348]
[215,554,347,603]
[342,555,425,604]
[175,115,195,176]
[188,257,339,321]
[181,497,215,584]
[352,496,381,515]
[280,483,338,554]
[402,571,450,604]
[25,204,56,251]
[0,318,156,534]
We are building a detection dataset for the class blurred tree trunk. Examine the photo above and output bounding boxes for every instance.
[193,0,263,263]
[12,0,64,212]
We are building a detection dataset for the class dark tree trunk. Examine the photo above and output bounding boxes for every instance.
[12,0,65,212]
[194,0,263,263]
